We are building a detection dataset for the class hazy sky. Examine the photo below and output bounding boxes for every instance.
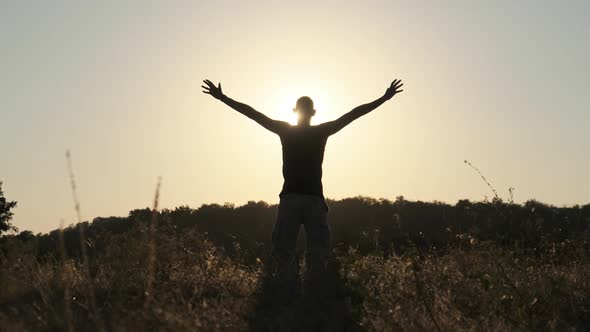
[1,1,589,233]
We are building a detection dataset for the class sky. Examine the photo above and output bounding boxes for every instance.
[1,0,589,233]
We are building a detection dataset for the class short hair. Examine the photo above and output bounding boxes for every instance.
[295,96,314,111]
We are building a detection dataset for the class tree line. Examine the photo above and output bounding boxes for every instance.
[2,192,589,262]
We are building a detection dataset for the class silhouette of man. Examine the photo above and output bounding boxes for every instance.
[202,79,403,281]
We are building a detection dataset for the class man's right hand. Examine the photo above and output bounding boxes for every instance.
[202,79,224,99]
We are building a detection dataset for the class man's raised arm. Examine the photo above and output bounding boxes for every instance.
[202,79,289,134]
[320,79,404,136]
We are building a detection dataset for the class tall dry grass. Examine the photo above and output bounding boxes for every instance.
[66,150,104,331]
[144,176,161,314]
[1,230,588,330]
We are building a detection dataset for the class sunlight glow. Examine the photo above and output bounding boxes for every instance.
[267,82,337,125]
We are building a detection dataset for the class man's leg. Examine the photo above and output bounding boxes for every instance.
[302,196,331,280]
[271,195,302,287]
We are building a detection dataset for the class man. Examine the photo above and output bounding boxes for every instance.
[201,78,404,280]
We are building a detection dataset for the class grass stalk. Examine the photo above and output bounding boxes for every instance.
[66,150,104,331]
[144,176,162,312]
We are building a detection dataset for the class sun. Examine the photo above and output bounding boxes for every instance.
[267,84,336,125]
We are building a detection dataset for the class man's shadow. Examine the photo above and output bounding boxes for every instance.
[249,252,364,332]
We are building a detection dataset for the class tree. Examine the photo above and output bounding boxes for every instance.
[0,181,18,234]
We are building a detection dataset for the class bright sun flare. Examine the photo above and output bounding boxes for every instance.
[268,84,336,125]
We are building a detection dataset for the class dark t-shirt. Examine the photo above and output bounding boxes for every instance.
[278,125,329,202]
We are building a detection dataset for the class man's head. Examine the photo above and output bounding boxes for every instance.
[293,96,316,123]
